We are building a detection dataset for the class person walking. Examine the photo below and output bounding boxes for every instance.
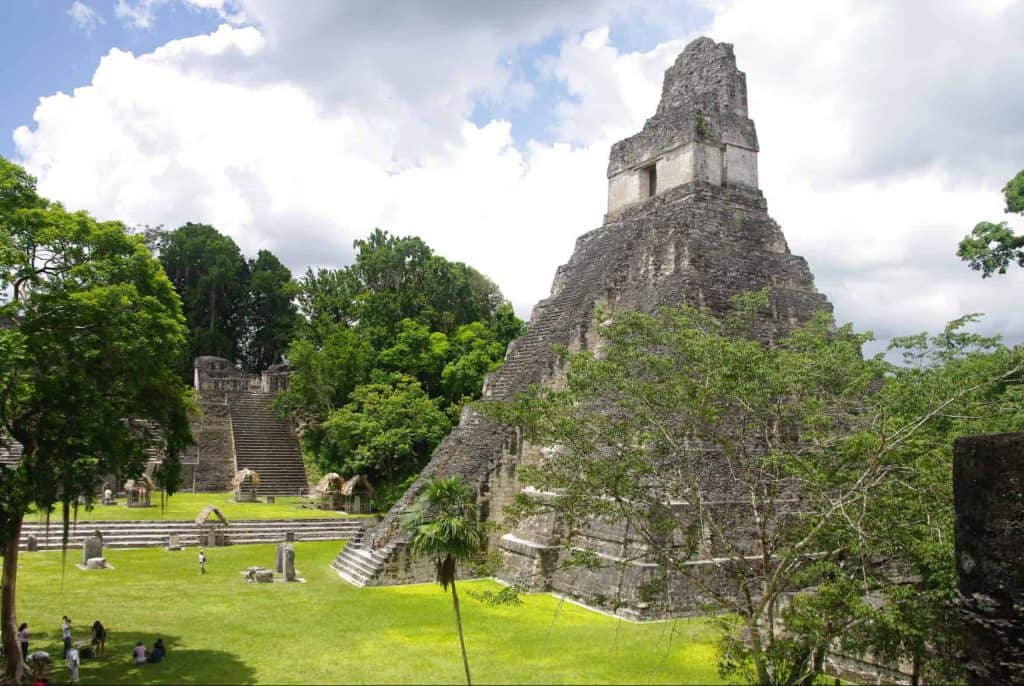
[67,643,80,684]
[91,620,106,657]
[198,549,206,575]
[17,622,29,660]
[61,616,72,659]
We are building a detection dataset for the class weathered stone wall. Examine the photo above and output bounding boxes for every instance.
[953,432,1024,685]
[339,37,833,612]
[607,38,759,213]
[185,396,236,492]
[193,355,260,397]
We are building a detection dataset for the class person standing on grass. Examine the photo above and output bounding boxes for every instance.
[67,644,80,684]
[17,622,29,659]
[61,616,72,658]
[198,549,207,575]
[91,620,107,657]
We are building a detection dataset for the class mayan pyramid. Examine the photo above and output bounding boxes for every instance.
[332,37,832,616]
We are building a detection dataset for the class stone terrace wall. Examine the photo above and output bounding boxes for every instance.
[954,432,1024,685]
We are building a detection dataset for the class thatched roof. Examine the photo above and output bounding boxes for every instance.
[230,468,261,489]
[195,505,230,527]
[340,475,374,496]
[313,472,345,495]
[124,474,156,490]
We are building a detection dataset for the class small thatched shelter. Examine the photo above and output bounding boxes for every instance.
[341,475,374,514]
[231,468,260,502]
[313,472,345,511]
[124,474,156,508]
[313,473,374,513]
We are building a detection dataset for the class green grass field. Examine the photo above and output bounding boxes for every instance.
[13,541,724,684]
[26,492,373,523]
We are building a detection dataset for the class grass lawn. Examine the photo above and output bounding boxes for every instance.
[26,492,373,523]
[13,541,724,684]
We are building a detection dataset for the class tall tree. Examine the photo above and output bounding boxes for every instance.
[319,373,451,483]
[349,229,502,344]
[157,222,250,377]
[241,249,299,372]
[484,293,1022,685]
[283,230,524,493]
[0,158,194,681]
[404,476,487,686]
[958,168,1024,276]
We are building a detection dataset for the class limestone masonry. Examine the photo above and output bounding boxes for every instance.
[953,433,1024,684]
[331,37,832,616]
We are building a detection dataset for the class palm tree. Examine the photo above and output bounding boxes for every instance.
[404,476,487,686]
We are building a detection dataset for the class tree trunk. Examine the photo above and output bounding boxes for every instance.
[450,577,472,686]
[910,649,921,686]
[747,619,771,685]
[2,514,24,681]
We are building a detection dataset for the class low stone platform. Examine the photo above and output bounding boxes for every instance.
[19,517,366,552]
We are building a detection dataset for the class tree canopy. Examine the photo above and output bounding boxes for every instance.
[483,292,1022,685]
[0,157,194,680]
[279,230,524,507]
[957,168,1024,276]
[156,224,299,377]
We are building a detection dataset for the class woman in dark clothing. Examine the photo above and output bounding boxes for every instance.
[90,621,106,657]
[146,638,165,663]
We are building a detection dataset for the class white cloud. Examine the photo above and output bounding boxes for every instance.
[114,0,161,28]
[13,1,1024,351]
[114,0,244,29]
[67,1,104,33]
[12,25,608,319]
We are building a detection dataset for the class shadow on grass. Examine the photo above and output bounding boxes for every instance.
[25,631,257,685]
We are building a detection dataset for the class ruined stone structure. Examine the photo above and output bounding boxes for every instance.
[184,357,308,495]
[332,37,832,608]
[953,433,1024,685]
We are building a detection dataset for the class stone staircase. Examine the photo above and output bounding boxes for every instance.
[230,391,309,496]
[330,532,406,586]
[0,440,23,469]
[19,517,365,551]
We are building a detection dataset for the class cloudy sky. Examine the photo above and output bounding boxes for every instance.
[3,0,1022,349]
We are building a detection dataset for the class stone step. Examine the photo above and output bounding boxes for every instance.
[19,517,367,551]
[20,524,364,538]
[26,532,355,551]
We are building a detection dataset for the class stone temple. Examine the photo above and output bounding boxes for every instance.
[332,37,832,617]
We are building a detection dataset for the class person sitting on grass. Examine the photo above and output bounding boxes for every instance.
[146,638,165,664]
[133,641,146,665]
[91,620,106,657]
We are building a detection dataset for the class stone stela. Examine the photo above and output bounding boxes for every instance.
[79,531,111,570]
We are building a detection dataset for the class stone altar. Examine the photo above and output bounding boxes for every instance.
[82,531,103,565]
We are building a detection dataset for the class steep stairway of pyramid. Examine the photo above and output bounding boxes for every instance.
[230,391,309,496]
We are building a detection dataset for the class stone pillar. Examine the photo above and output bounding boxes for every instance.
[953,432,1024,685]
[82,533,103,565]
[275,542,286,573]
[284,545,296,582]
